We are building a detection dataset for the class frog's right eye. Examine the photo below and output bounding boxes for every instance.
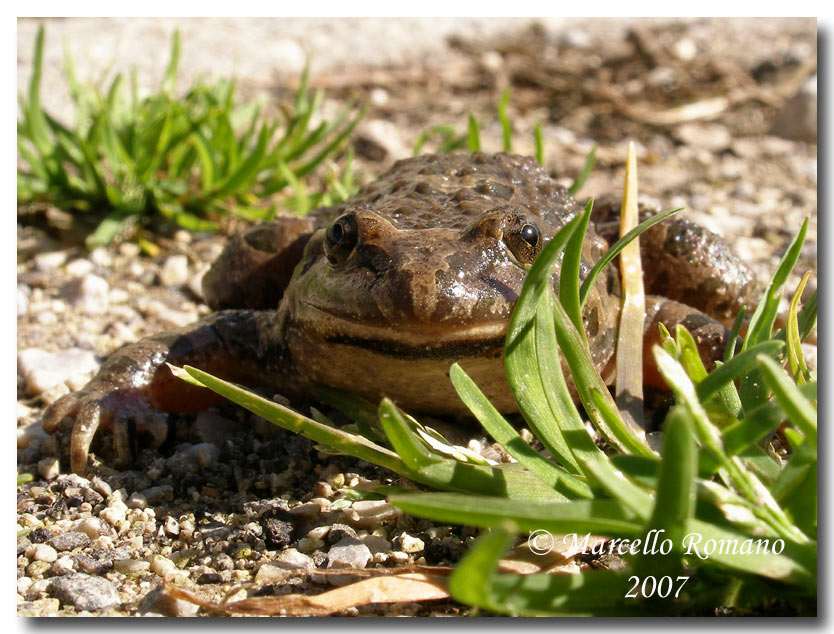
[324,214,358,264]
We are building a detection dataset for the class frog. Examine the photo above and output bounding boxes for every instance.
[42,152,757,475]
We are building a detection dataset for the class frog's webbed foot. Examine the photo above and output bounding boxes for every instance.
[42,384,168,475]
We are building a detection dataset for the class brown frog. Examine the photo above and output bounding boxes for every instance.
[42,152,756,475]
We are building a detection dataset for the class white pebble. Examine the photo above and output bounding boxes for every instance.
[75,517,104,539]
[65,258,94,277]
[18,347,100,396]
[51,555,76,575]
[398,533,425,554]
[673,37,697,61]
[17,285,29,316]
[67,274,110,315]
[149,554,177,578]
[114,558,151,574]
[34,251,68,271]
[17,577,33,596]
[159,255,190,288]
[17,421,47,449]
[88,247,112,266]
[37,457,61,480]
[100,501,128,527]
[29,543,58,563]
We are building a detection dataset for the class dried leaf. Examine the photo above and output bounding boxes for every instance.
[164,569,450,616]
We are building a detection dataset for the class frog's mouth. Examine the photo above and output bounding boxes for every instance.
[293,301,508,360]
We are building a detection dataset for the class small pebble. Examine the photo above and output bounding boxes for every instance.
[275,548,315,571]
[345,500,401,528]
[327,536,372,570]
[17,285,29,316]
[18,347,100,395]
[50,573,121,611]
[149,554,177,578]
[51,555,76,576]
[17,577,33,596]
[34,251,68,272]
[89,247,112,266]
[127,493,148,509]
[48,531,91,552]
[159,255,190,287]
[162,516,180,537]
[75,517,104,539]
[65,273,109,315]
[65,258,94,277]
[114,558,151,574]
[100,500,128,528]
[29,544,58,563]
[297,537,324,554]
[37,457,61,480]
[361,534,392,554]
[397,533,425,554]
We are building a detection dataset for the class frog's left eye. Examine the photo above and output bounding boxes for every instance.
[324,214,359,264]
[504,216,542,265]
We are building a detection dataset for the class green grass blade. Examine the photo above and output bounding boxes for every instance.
[579,207,682,308]
[654,346,807,544]
[550,289,654,457]
[25,25,54,157]
[757,355,816,447]
[177,365,406,474]
[378,400,564,501]
[695,340,783,403]
[467,115,480,152]
[724,307,745,363]
[390,493,643,535]
[533,123,544,165]
[560,199,593,338]
[161,29,181,95]
[449,363,593,500]
[504,214,586,472]
[786,272,812,383]
[721,382,816,455]
[212,123,269,195]
[567,143,596,197]
[189,130,216,189]
[446,525,647,616]
[377,399,441,469]
[684,518,815,588]
[498,88,512,151]
[744,217,808,350]
[291,104,366,181]
[638,407,696,577]
[447,524,513,612]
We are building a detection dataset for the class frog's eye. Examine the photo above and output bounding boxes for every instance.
[324,214,359,264]
[520,224,540,248]
[504,217,542,265]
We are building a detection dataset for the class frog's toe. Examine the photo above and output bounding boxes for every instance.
[42,392,81,434]
[70,399,106,476]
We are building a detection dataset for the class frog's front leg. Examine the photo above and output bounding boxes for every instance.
[42,310,296,475]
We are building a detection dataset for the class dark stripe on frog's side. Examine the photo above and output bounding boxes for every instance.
[323,334,506,361]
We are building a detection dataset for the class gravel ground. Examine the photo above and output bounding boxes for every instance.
[16,17,817,617]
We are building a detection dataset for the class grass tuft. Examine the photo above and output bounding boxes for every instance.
[18,26,363,248]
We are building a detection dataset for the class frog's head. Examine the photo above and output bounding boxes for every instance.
[287,204,568,341]
[277,152,619,414]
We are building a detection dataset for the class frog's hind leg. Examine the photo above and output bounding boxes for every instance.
[592,198,759,324]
